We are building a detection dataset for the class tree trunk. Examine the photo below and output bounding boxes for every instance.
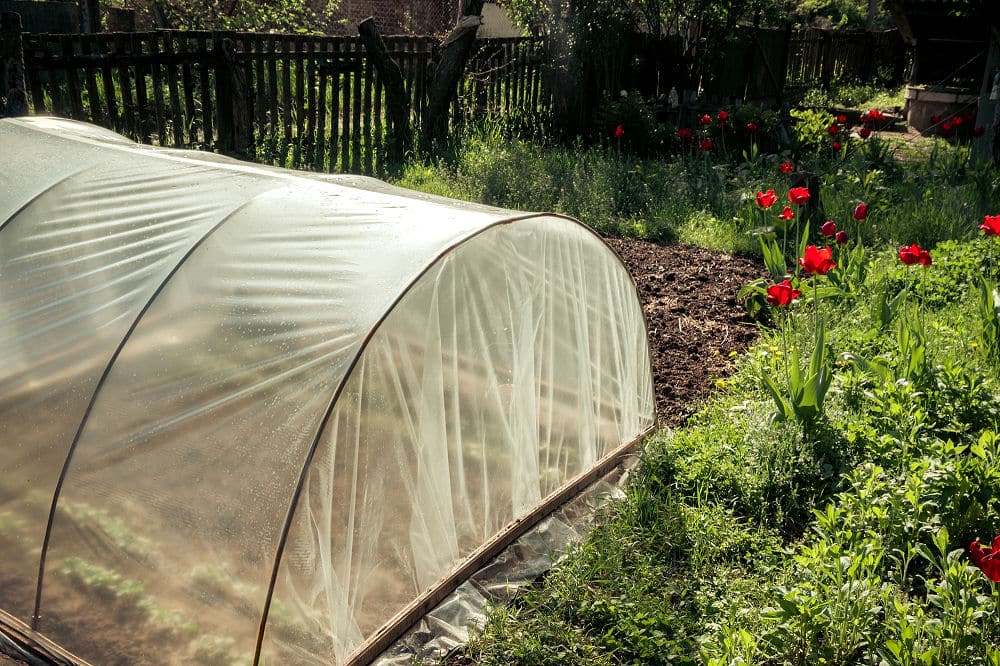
[422,0,484,147]
[358,17,410,168]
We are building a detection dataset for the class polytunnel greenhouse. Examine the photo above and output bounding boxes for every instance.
[0,116,655,665]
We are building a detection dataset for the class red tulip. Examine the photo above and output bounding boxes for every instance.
[700,114,712,125]
[973,125,986,138]
[980,214,1000,236]
[677,127,694,141]
[963,113,976,124]
[766,279,801,307]
[971,537,1000,582]
[941,125,955,138]
[699,138,714,152]
[746,121,759,133]
[859,127,872,139]
[837,114,847,124]
[835,230,848,245]
[778,206,795,221]
[899,243,931,266]
[821,220,837,237]
[832,141,842,152]
[614,124,624,139]
[756,189,778,209]
[718,110,729,122]
[788,187,811,206]
[798,245,836,275]
[828,124,841,135]
[930,114,942,124]
[853,202,868,221]
[779,161,795,174]
[952,115,963,126]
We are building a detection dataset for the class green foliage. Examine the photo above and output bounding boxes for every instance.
[791,108,838,154]
[120,0,338,32]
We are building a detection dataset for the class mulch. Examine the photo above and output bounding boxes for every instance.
[604,237,766,425]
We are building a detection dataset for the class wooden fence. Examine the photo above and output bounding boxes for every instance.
[16,30,548,175]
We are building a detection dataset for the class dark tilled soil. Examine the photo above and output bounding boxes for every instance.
[604,238,766,425]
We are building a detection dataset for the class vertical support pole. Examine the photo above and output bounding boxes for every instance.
[820,31,834,92]
[78,0,101,33]
[1,12,28,117]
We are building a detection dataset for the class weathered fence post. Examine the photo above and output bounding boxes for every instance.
[820,31,834,91]
[215,32,253,158]
[78,0,101,33]
[1,12,28,117]
[358,17,411,169]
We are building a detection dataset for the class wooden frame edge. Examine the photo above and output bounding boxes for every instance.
[343,424,656,666]
[0,608,91,666]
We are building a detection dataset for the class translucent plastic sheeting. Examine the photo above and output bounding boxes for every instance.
[0,132,265,621]
[262,220,653,664]
[1,117,653,666]
[377,462,634,665]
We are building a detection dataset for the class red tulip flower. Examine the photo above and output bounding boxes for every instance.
[859,127,872,139]
[821,220,837,237]
[853,202,868,221]
[980,214,1000,236]
[952,115,963,126]
[798,245,836,275]
[930,114,942,124]
[899,244,931,266]
[699,138,714,152]
[971,537,1000,582]
[779,161,795,174]
[677,127,694,141]
[832,141,842,152]
[756,189,778,209]
[766,279,801,307]
[973,125,986,138]
[700,114,712,126]
[835,230,848,245]
[614,124,624,139]
[718,110,729,122]
[837,114,847,124]
[788,187,811,205]
[778,206,795,221]
[828,124,841,135]
[746,121,759,133]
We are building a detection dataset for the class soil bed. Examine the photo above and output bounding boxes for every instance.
[604,238,765,425]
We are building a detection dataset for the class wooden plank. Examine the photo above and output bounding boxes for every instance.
[351,40,362,173]
[253,35,266,145]
[362,52,373,175]
[148,32,167,145]
[59,35,81,120]
[314,38,328,171]
[340,42,350,172]
[328,38,341,172]
[266,34,279,143]
[304,37,316,165]
[79,35,101,126]
[503,41,511,114]
[281,35,292,145]
[132,33,152,144]
[115,32,136,139]
[97,34,118,132]
[196,32,213,148]
[81,35,103,124]
[162,32,184,146]
[293,35,305,165]
[179,34,199,144]
[373,73,383,177]
[47,39,67,118]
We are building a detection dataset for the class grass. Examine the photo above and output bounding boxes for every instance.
[392,114,1000,664]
